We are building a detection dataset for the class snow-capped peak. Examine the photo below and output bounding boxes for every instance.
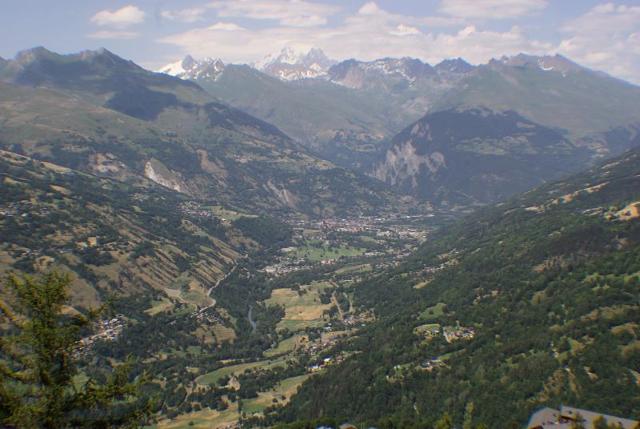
[491,54,583,76]
[254,47,335,81]
[158,55,225,81]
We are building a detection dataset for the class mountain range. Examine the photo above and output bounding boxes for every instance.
[0,47,404,218]
[158,47,640,205]
[2,45,640,211]
[2,44,640,429]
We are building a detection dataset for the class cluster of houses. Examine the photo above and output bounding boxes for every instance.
[76,315,126,355]
[194,306,225,325]
[288,215,429,241]
[443,325,476,343]
[419,358,446,372]
[308,354,346,373]
[302,335,339,356]
[419,253,460,278]
[527,405,638,429]
[414,323,476,344]
[415,323,441,340]
[313,215,429,237]
[179,201,218,220]
[343,314,369,328]
[76,236,98,249]
[262,257,309,276]
[259,214,431,277]
[0,200,50,218]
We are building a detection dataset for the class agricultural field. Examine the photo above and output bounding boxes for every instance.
[209,205,254,221]
[334,263,372,275]
[241,374,311,416]
[419,302,447,321]
[265,282,334,332]
[264,334,309,358]
[155,401,239,429]
[144,298,175,316]
[196,356,289,386]
[290,241,366,262]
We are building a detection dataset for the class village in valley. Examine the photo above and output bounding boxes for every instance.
[260,214,430,276]
[75,314,127,355]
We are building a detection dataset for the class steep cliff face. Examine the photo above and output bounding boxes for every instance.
[143,159,186,193]
[374,108,591,206]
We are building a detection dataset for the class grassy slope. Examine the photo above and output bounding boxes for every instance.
[0,150,244,309]
[436,65,640,137]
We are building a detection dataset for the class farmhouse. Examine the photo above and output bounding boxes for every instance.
[527,405,638,429]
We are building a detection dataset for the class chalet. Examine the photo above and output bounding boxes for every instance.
[527,405,638,429]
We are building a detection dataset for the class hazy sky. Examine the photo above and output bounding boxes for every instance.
[1,0,639,83]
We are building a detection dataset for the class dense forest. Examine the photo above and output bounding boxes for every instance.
[278,149,640,428]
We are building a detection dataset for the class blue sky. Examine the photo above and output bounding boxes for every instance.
[1,1,639,83]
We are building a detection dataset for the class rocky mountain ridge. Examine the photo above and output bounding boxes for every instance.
[0,47,404,217]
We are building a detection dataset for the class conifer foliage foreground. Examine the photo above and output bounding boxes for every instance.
[0,271,151,428]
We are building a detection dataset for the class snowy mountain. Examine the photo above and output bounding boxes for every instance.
[254,47,336,81]
[434,58,474,75]
[325,57,476,90]
[327,57,439,89]
[488,53,585,76]
[158,55,225,80]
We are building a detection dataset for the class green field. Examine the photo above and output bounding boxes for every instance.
[196,357,288,386]
[291,241,365,262]
[241,374,311,416]
[265,282,333,332]
[414,323,441,334]
[334,263,372,275]
[264,334,307,358]
[144,298,174,316]
[419,303,447,321]
[209,205,254,221]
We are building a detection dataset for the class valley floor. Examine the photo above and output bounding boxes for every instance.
[113,214,434,428]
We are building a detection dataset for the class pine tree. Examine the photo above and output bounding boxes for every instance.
[0,271,151,428]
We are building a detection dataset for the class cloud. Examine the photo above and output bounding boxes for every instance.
[161,7,206,23]
[389,24,421,37]
[91,5,145,28]
[557,2,640,84]
[208,0,340,27]
[88,30,139,40]
[439,0,547,20]
[208,22,244,31]
[160,2,550,66]
[350,1,461,28]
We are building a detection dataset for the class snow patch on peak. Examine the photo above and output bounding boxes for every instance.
[538,58,554,72]
[491,53,583,75]
[255,47,335,81]
[158,55,225,81]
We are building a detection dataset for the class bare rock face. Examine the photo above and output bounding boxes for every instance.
[144,159,186,193]
[374,108,589,206]
[374,138,446,187]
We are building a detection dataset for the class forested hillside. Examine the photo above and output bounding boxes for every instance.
[279,148,640,428]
